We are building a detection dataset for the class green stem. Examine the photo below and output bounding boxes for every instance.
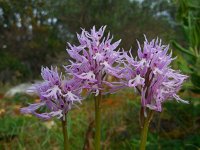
[94,93,102,150]
[62,117,69,150]
[139,110,154,150]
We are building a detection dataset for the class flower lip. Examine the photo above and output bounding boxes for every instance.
[128,74,145,87]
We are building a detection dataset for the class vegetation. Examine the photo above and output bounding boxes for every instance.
[172,0,200,92]
[0,91,199,149]
[0,0,175,85]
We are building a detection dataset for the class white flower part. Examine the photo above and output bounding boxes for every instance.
[21,102,46,114]
[43,85,62,99]
[144,108,147,118]
[26,85,38,94]
[93,52,104,61]
[140,58,146,64]
[146,104,157,110]
[79,71,96,80]
[49,109,63,119]
[105,46,109,50]
[100,61,110,67]
[153,67,162,75]
[93,52,100,59]
[64,91,81,103]
[100,61,115,73]
[95,89,99,96]
[136,58,147,68]
[158,57,162,61]
[159,88,168,95]
[128,75,145,87]
[162,81,175,89]
[173,94,189,104]
[63,113,65,121]
[96,40,100,46]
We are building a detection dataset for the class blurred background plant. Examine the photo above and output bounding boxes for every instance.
[0,0,176,86]
[172,0,200,92]
[0,0,199,150]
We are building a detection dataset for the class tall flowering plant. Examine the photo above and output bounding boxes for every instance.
[65,26,124,150]
[20,25,188,150]
[21,67,83,150]
[111,36,188,150]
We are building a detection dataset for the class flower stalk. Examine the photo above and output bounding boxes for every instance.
[139,110,154,150]
[62,117,69,150]
[94,93,102,150]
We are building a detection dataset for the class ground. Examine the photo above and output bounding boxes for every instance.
[0,90,200,150]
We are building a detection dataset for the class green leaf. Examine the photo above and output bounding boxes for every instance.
[191,73,200,88]
[172,41,196,57]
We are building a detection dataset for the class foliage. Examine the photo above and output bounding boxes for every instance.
[172,0,200,91]
[0,0,175,84]
[0,0,65,83]
[0,91,199,149]
[0,52,31,84]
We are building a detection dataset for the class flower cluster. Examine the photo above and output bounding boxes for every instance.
[21,67,82,120]
[21,26,124,120]
[65,26,124,95]
[20,26,189,150]
[21,26,188,121]
[113,36,188,112]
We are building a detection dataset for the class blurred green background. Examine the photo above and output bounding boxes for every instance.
[0,0,199,150]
